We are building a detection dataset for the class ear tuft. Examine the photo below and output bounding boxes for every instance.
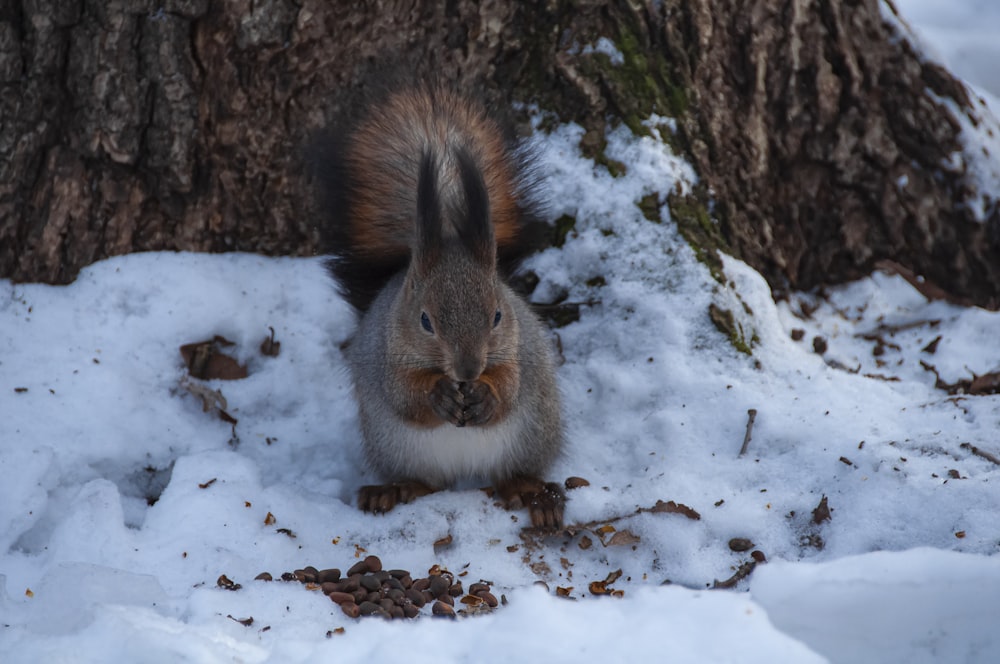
[455,147,495,266]
[415,150,442,271]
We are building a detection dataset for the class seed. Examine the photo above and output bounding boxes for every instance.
[412,577,430,592]
[293,569,316,583]
[351,589,368,603]
[437,593,454,607]
[366,591,381,603]
[389,605,404,619]
[431,601,455,617]
[379,598,395,612]
[339,575,361,592]
[254,572,273,582]
[321,582,339,595]
[398,575,413,589]
[382,577,403,591]
[402,604,419,619]
[468,582,489,595]
[728,538,754,552]
[421,590,435,604]
[347,560,368,576]
[388,569,410,579]
[358,601,382,616]
[340,602,360,618]
[304,566,320,580]
[448,582,463,597]
[372,570,390,584]
[318,568,341,584]
[478,591,499,608]
[364,555,383,573]
[405,588,426,607]
[386,588,405,603]
[328,591,354,605]
[360,575,381,592]
[428,575,450,598]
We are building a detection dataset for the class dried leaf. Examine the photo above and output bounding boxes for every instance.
[969,371,1000,395]
[921,335,942,354]
[578,535,593,550]
[264,512,276,526]
[647,500,701,520]
[180,337,248,380]
[595,524,616,535]
[811,495,831,524]
[260,327,281,357]
[605,529,641,546]
[555,586,574,597]
[217,574,241,591]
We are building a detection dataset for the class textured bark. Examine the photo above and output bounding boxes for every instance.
[660,0,1000,308]
[2,0,998,310]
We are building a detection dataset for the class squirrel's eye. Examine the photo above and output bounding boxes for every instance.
[493,309,502,328]
[420,311,434,334]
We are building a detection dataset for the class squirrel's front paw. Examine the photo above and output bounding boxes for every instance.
[459,380,498,426]
[430,377,466,426]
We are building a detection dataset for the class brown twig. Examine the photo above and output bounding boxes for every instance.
[739,409,757,457]
[712,560,758,589]
[961,443,1000,466]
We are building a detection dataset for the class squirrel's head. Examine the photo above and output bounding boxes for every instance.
[398,148,519,382]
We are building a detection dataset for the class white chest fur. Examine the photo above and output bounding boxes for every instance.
[395,412,523,486]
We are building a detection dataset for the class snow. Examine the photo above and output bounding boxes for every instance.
[3,4,1000,662]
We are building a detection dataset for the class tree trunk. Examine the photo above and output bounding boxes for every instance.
[2,0,998,309]
[661,0,1000,309]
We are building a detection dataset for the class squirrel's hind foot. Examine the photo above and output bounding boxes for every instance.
[494,476,565,530]
[358,481,437,514]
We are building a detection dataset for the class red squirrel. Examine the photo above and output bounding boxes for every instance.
[315,82,565,528]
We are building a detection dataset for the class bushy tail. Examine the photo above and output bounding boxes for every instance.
[311,82,542,311]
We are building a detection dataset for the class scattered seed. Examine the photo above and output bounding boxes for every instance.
[728,538,754,552]
[432,601,455,617]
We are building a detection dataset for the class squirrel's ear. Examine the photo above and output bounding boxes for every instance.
[455,147,495,268]
[414,150,442,273]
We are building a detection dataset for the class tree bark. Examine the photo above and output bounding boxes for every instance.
[2,0,998,309]
[661,0,1000,309]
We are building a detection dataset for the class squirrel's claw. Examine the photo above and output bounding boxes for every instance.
[358,481,436,514]
[494,477,566,529]
[459,380,498,426]
[430,377,466,426]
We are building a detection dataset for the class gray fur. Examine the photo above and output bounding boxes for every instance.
[347,273,564,487]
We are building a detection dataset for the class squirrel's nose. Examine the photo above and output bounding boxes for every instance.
[453,354,484,382]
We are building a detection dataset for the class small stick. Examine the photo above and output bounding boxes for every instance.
[712,560,757,589]
[961,443,1000,466]
[739,409,758,457]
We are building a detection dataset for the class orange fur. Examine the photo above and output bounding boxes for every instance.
[476,361,521,422]
[345,85,521,259]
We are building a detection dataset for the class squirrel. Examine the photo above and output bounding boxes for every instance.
[314,82,566,529]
